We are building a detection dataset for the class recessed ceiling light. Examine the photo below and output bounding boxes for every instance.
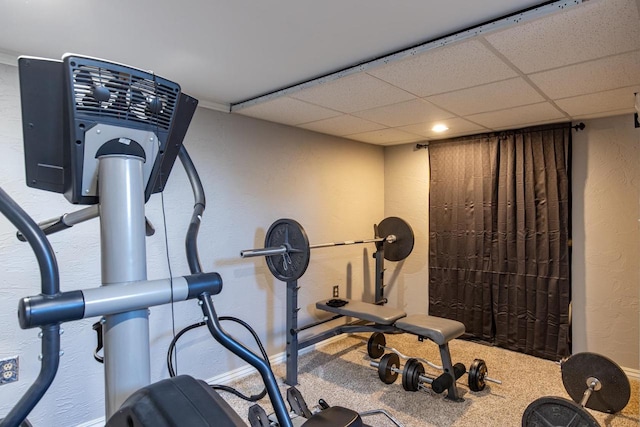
[432,124,449,133]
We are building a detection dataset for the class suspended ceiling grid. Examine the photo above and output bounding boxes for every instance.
[233,0,640,145]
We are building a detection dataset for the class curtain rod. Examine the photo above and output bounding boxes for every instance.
[415,122,585,150]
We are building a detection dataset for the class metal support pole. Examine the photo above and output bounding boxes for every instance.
[374,249,385,304]
[285,279,299,386]
[98,154,150,418]
[438,343,462,401]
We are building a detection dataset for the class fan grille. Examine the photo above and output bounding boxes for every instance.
[71,63,178,131]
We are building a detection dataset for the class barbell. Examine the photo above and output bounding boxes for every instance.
[240,217,414,281]
[522,352,631,426]
[367,332,501,392]
[371,354,464,394]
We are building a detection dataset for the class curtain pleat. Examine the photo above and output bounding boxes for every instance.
[429,123,571,360]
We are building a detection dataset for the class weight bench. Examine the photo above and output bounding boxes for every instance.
[315,299,466,401]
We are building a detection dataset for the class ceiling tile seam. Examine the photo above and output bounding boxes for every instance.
[477,36,571,120]
[341,126,425,139]
[358,72,500,130]
[464,100,548,118]
[572,107,636,119]
[293,111,382,128]
[551,83,640,101]
[421,78,548,116]
[524,47,640,77]
[285,97,348,125]
[570,106,637,117]
[413,75,520,98]
[229,0,586,112]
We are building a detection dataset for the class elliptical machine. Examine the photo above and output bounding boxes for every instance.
[0,54,398,427]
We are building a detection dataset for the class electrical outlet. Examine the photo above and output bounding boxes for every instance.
[0,356,18,384]
[333,285,339,298]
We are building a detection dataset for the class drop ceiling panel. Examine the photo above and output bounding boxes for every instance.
[352,99,455,127]
[299,114,385,136]
[345,128,423,145]
[291,73,416,113]
[236,97,340,125]
[426,77,545,116]
[572,107,637,120]
[367,39,518,97]
[529,50,640,99]
[466,102,566,129]
[400,117,488,138]
[485,0,640,73]
[555,86,640,117]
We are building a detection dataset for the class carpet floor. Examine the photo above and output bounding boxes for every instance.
[220,333,639,426]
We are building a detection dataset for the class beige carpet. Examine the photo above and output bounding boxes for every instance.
[221,334,640,426]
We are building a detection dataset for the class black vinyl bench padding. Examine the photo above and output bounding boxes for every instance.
[316,299,406,325]
[396,314,465,345]
[316,299,465,345]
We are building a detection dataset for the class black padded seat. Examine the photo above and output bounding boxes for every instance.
[105,375,246,427]
[302,406,363,427]
[316,299,406,325]
[395,314,465,345]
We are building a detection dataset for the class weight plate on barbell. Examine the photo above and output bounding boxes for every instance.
[264,219,310,282]
[378,353,400,384]
[522,396,599,427]
[468,359,487,392]
[367,332,386,359]
[561,352,630,414]
[402,358,424,392]
[377,217,415,262]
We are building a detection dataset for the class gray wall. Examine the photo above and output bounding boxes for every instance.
[0,63,385,426]
[384,119,640,372]
[571,115,639,371]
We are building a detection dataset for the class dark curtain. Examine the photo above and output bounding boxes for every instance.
[428,123,571,360]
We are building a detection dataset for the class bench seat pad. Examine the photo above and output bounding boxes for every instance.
[316,299,406,325]
[395,314,465,345]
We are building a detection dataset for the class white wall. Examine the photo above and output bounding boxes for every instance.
[384,117,640,372]
[571,115,639,371]
[0,62,385,426]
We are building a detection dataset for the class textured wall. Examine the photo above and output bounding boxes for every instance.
[0,62,384,426]
[572,115,639,370]
[383,144,430,315]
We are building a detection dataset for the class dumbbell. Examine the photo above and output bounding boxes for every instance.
[367,332,501,391]
[370,353,466,394]
[522,352,631,427]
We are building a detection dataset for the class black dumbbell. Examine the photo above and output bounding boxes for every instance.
[371,354,465,394]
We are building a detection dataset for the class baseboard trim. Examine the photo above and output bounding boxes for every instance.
[623,367,640,380]
[75,334,347,427]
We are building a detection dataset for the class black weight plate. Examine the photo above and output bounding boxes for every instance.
[522,396,599,427]
[561,352,630,414]
[377,217,414,262]
[378,353,400,384]
[264,219,310,282]
[367,332,386,359]
[468,359,487,392]
[402,358,424,392]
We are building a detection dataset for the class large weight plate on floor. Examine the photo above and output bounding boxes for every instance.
[561,352,630,414]
[402,358,424,392]
[522,396,599,427]
[468,359,487,392]
[367,332,386,359]
[264,219,310,281]
[378,353,400,384]
[377,217,414,262]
